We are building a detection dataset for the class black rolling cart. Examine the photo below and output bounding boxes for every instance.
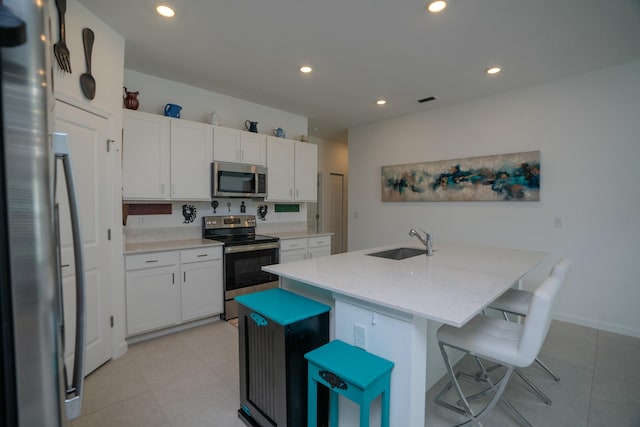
[236,288,330,427]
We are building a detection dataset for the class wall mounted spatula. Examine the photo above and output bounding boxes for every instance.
[80,28,95,100]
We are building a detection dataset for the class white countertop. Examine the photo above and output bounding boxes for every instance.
[266,230,333,239]
[124,238,223,254]
[264,241,547,327]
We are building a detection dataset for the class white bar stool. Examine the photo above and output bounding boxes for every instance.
[434,258,571,426]
[486,259,570,405]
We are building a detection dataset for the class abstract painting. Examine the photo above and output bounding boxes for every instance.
[381,151,540,202]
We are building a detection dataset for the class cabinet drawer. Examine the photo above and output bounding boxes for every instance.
[280,238,308,251]
[308,236,330,248]
[180,246,222,264]
[126,251,178,271]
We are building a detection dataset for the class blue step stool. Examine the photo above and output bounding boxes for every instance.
[305,340,394,427]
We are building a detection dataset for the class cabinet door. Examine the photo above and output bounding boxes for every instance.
[266,137,295,201]
[280,248,307,263]
[122,110,170,200]
[294,141,318,201]
[308,246,331,259]
[240,131,266,165]
[181,260,223,321]
[126,265,180,335]
[170,120,213,200]
[213,126,241,163]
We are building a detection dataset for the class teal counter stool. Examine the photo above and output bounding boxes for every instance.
[305,340,394,427]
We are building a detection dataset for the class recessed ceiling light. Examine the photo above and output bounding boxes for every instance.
[426,0,447,13]
[156,4,175,18]
[486,66,502,75]
[300,66,313,73]
[376,99,387,105]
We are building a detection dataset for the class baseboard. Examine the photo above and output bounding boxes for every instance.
[126,316,221,344]
[554,313,640,339]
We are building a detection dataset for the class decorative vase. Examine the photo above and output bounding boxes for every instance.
[123,87,139,110]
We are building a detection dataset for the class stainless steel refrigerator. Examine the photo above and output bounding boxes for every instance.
[1,0,86,425]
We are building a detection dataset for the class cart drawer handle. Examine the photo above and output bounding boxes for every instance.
[319,371,348,390]
[250,312,268,326]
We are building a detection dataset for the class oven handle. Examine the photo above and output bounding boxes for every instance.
[224,241,280,254]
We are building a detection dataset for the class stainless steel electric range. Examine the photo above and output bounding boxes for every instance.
[202,215,280,319]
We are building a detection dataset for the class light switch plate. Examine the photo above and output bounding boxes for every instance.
[354,323,366,349]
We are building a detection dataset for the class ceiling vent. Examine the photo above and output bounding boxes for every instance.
[417,96,437,103]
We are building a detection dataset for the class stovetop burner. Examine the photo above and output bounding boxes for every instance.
[202,215,279,246]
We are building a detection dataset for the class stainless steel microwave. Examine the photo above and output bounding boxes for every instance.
[211,162,267,198]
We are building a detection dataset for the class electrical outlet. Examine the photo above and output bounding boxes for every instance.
[553,216,563,228]
[354,324,366,349]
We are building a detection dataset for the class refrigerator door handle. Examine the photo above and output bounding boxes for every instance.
[53,132,86,420]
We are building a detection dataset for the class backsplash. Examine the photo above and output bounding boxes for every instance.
[124,199,308,242]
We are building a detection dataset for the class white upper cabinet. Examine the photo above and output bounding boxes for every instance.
[170,119,213,200]
[122,110,212,201]
[213,126,266,166]
[265,137,317,202]
[294,141,318,202]
[122,110,171,200]
[266,137,295,201]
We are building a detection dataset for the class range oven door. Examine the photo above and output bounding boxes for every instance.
[223,242,280,319]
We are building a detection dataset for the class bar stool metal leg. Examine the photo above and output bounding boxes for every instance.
[436,342,520,427]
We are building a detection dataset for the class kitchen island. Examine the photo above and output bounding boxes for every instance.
[263,241,546,427]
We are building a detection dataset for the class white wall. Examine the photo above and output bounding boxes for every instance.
[124,69,307,139]
[348,60,640,338]
[53,1,125,116]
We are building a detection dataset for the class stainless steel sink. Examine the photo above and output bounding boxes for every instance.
[366,247,427,260]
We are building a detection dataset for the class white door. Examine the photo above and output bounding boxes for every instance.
[329,173,344,254]
[55,101,112,376]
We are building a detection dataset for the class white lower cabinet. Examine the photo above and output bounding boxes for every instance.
[180,248,224,322]
[279,235,332,263]
[307,236,332,259]
[125,247,223,336]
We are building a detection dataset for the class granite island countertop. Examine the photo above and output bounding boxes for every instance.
[264,241,547,327]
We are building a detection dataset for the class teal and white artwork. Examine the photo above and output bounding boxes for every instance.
[381,151,540,202]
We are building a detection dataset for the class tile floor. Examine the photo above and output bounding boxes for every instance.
[72,320,640,427]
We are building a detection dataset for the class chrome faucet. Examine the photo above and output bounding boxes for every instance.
[409,228,433,256]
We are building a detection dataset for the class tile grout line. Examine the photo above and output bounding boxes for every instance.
[126,345,174,426]
[584,329,600,427]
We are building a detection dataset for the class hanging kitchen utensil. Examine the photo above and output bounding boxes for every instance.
[211,200,218,213]
[53,0,71,72]
[80,28,95,99]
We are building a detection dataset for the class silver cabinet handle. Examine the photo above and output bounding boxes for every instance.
[172,273,175,284]
[145,259,159,263]
[53,133,85,420]
[197,254,208,258]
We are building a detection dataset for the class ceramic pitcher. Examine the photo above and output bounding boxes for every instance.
[245,120,258,133]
